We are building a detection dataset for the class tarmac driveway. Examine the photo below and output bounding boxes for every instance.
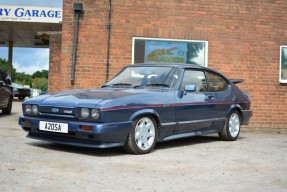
[0,101,286,192]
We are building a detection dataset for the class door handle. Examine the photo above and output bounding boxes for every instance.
[207,95,215,99]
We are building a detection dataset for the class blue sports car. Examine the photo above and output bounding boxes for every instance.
[19,64,252,154]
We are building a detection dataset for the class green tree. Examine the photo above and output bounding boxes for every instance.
[32,69,49,79]
[186,43,205,65]
[14,72,33,87]
[0,58,17,80]
[33,78,48,92]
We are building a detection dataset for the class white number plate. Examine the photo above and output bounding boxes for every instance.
[39,121,68,133]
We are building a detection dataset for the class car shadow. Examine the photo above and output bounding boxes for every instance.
[26,134,246,157]
[0,111,19,117]
[156,135,220,150]
[27,142,126,157]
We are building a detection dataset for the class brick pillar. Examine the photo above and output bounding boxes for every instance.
[49,33,62,93]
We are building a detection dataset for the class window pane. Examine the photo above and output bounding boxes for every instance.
[207,72,228,92]
[180,70,207,92]
[133,38,207,66]
[280,46,287,82]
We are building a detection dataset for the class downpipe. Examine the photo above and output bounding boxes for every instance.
[106,0,112,82]
[71,3,84,83]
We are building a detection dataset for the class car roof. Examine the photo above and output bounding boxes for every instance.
[128,63,219,73]
[130,63,207,68]
[127,63,229,81]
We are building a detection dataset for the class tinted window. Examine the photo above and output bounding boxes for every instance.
[207,72,228,92]
[180,70,207,92]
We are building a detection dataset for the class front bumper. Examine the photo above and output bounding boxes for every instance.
[19,116,132,148]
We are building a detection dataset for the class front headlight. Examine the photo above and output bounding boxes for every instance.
[24,104,38,115]
[79,108,100,121]
[91,109,100,119]
[32,105,38,114]
[81,108,90,118]
[25,105,32,114]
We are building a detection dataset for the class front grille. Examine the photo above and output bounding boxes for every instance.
[39,112,76,119]
[38,106,77,119]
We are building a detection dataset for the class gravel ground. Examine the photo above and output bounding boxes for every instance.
[0,101,286,192]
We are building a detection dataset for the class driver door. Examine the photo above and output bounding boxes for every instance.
[174,69,216,133]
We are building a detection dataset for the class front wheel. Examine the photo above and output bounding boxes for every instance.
[124,116,157,154]
[219,111,241,141]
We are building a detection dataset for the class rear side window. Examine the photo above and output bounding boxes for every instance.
[207,72,229,92]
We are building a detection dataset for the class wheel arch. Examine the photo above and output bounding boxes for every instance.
[129,109,161,128]
[226,104,243,124]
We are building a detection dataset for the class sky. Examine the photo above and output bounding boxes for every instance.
[0,0,62,75]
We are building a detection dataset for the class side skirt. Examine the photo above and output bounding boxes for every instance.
[158,119,225,142]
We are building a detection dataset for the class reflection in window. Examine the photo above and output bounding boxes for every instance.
[106,66,179,88]
[280,46,287,83]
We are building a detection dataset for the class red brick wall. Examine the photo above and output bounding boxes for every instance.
[49,33,62,92]
[49,0,287,129]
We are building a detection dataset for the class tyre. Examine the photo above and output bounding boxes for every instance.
[124,116,157,154]
[219,111,241,141]
[18,96,25,100]
[2,97,12,115]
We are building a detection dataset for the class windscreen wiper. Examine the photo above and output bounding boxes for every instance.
[145,84,171,88]
[102,83,133,88]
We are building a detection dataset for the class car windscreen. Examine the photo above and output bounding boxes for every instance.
[104,66,179,88]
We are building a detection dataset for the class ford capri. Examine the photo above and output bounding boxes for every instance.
[19,64,252,154]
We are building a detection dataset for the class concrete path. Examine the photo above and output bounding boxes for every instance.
[0,101,286,192]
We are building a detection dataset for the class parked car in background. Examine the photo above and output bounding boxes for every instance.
[0,68,13,115]
[12,83,31,100]
[19,64,252,154]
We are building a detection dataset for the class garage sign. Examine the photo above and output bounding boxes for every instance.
[0,5,62,23]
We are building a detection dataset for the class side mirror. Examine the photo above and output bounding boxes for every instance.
[184,85,196,94]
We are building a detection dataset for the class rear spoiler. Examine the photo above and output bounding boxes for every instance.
[230,79,244,84]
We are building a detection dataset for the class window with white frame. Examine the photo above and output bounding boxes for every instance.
[132,38,208,67]
[280,46,287,83]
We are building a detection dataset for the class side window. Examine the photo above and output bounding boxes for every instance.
[180,70,207,92]
[207,72,229,92]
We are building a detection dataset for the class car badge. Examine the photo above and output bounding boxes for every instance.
[51,108,59,113]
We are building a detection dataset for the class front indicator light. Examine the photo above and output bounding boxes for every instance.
[80,125,93,131]
[23,119,32,125]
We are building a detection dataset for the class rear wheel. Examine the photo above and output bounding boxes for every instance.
[2,97,12,115]
[124,116,157,154]
[219,111,241,141]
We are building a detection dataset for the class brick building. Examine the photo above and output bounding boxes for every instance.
[49,0,287,129]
